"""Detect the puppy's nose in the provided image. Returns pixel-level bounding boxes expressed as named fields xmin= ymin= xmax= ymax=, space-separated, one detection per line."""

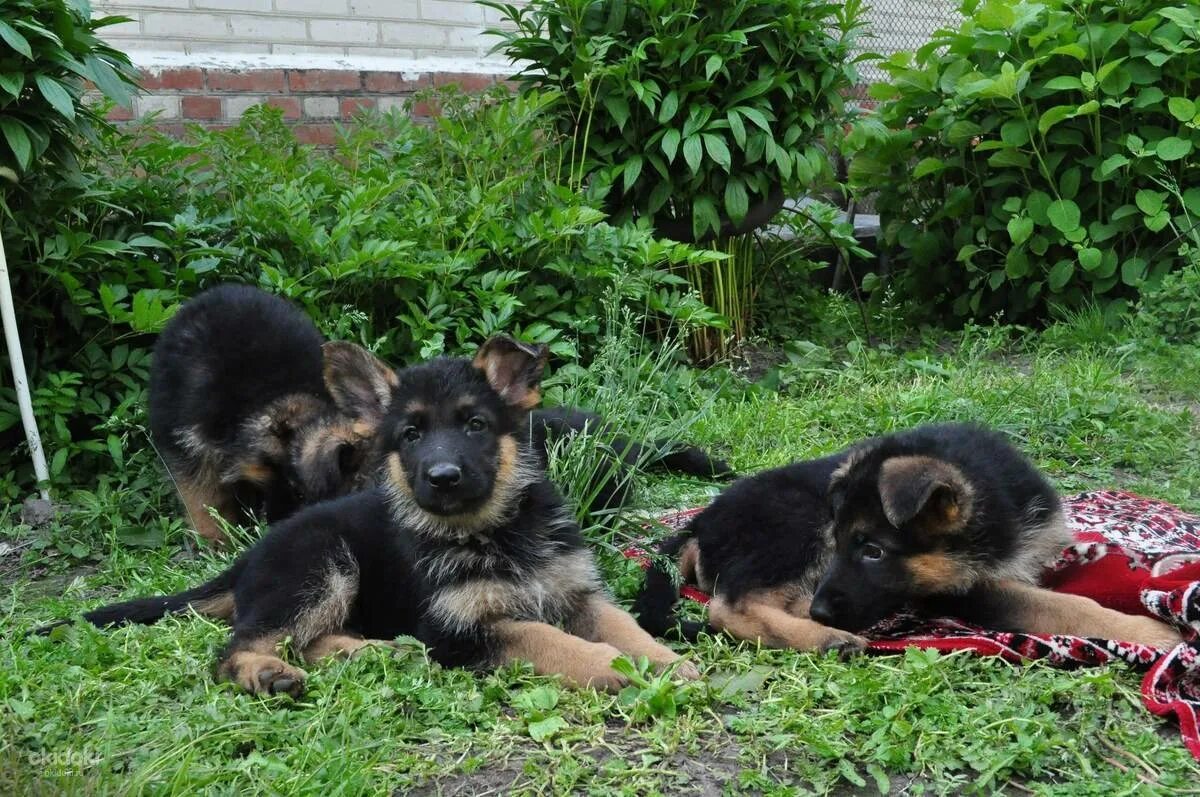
xmin=426 ymin=463 xmax=462 ymax=489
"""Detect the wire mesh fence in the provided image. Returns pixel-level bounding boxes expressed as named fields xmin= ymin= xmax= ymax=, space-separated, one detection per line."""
xmin=851 ymin=0 xmax=964 ymax=83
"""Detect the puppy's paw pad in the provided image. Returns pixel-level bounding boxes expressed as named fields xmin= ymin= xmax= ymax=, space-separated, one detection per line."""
xmin=257 ymin=665 xmax=306 ymax=698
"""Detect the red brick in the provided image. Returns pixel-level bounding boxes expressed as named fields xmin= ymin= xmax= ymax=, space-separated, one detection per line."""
xmin=288 ymin=70 xmax=362 ymax=93
xmin=182 ymin=95 xmax=222 ymax=120
xmin=364 ymin=71 xmax=429 ymax=93
xmin=431 ymin=72 xmax=496 ymax=92
xmin=265 ymin=96 xmax=302 ymax=120
xmin=208 ymin=69 xmax=286 ymax=93
xmin=410 ymin=100 xmax=441 ymax=118
xmin=340 ymin=97 xmax=376 ymax=118
xmin=294 ymin=123 xmax=338 ymax=146
xmin=106 ymin=104 xmax=135 ymax=121
xmin=140 ymin=68 xmax=204 ymax=91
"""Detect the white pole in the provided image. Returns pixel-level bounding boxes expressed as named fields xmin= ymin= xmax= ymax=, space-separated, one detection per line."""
xmin=0 ymin=228 xmax=50 ymax=500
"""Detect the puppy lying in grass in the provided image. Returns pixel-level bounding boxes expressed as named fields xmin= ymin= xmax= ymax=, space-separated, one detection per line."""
xmin=635 ymin=423 xmax=1182 ymax=652
xmin=47 ymin=336 xmax=697 ymax=696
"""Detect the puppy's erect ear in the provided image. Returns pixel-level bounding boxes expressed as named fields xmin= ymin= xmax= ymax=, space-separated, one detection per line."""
xmin=472 ymin=335 xmax=548 ymax=410
xmin=322 ymin=341 xmax=397 ymax=424
xmin=878 ymin=455 xmax=972 ymax=534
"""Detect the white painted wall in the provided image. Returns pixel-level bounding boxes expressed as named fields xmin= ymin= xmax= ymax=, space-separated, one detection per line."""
xmin=94 ymin=0 xmax=517 ymax=71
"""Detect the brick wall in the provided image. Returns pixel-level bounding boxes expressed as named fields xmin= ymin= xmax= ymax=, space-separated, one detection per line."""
xmin=109 ymin=64 xmax=504 ymax=143
xmin=93 ymin=1 xmax=521 ymax=133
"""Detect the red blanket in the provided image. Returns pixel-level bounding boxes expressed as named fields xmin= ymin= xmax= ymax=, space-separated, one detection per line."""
xmin=639 ymin=490 xmax=1200 ymax=760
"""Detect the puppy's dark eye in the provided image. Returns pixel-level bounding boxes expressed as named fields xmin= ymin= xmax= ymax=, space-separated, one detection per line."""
xmin=861 ymin=542 xmax=884 ymax=561
xmin=402 ymin=426 xmax=421 ymax=443
xmin=467 ymin=416 xmax=488 ymax=433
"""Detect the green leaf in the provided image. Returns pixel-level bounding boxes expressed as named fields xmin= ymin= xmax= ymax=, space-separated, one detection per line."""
xmin=84 ymin=55 xmax=133 ymax=106
xmin=1043 ymin=76 xmax=1082 ymax=91
xmin=988 ymin=148 xmax=1030 ymax=168
xmin=0 ymin=72 xmax=22 ymax=98
xmin=622 ymin=154 xmax=643 ymax=193
xmin=526 ymin=715 xmax=567 ymax=743
xmin=702 ymin=133 xmax=731 ymax=172
xmin=127 ymin=235 xmax=169 ymax=249
xmin=1026 ymin=191 xmax=1052 ymax=225
xmin=1005 ymin=248 xmax=1030 ymax=278
xmin=1156 ymin=136 xmax=1192 ymax=161
xmin=1000 ymin=119 xmax=1029 ymax=146
xmin=0 ymin=118 xmax=31 ymax=171
xmin=1007 ymin=216 xmax=1033 ymax=245
xmin=661 ymin=129 xmax=680 ymax=162
xmin=977 ymin=0 xmax=1016 ymax=29
xmin=1075 ymin=99 xmax=1099 ymax=116
xmin=692 ymin=194 xmax=720 ymax=240
xmin=726 ymin=110 xmax=746 ymax=148
xmin=1134 ymin=87 xmax=1165 ymax=108
xmin=1046 ymin=199 xmax=1080 ymax=232
xmin=1099 ymin=154 xmax=1129 ymax=176
xmin=657 ymin=90 xmax=679 ymax=124
xmin=1145 ymin=210 xmax=1170 ymax=232
xmin=912 ymin=157 xmax=945 ymax=178
xmin=1048 ymin=259 xmax=1075 ymax=290
xmin=1078 ymin=247 xmax=1102 ymax=271
xmin=724 ymin=177 xmax=749 ymax=225
xmin=738 ymin=106 xmax=771 ymax=132
xmin=1168 ymin=97 xmax=1196 ymax=122
xmin=704 ymin=54 xmax=723 ymax=80
xmin=35 ymin=75 xmax=75 ymax=120
xmin=682 ymin=134 xmax=703 ymax=174
xmin=0 ymin=21 xmax=32 ymax=59
xmin=1121 ymin=257 xmax=1147 ymax=286
xmin=1135 ymin=189 xmax=1166 ymax=215
xmin=602 ymin=93 xmax=630 ymax=131
xmin=1059 ymin=166 xmax=1081 ymax=200
xmin=1038 ymin=104 xmax=1076 ymax=134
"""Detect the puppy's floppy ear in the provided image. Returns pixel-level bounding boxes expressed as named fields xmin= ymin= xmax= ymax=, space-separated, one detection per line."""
xmin=878 ymin=455 xmax=972 ymax=533
xmin=472 ymin=335 xmax=548 ymax=410
xmin=322 ymin=341 xmax=397 ymax=424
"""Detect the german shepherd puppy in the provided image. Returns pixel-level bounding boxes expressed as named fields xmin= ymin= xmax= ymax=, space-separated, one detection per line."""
xmin=634 ymin=423 xmax=1181 ymax=651
xmin=149 ymin=284 xmax=383 ymax=543
xmin=526 ymin=406 xmax=734 ymax=512
xmin=54 ymin=336 xmax=696 ymax=696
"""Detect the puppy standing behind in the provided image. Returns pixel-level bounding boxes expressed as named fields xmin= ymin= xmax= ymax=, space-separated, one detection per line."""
xmin=52 ymin=336 xmax=696 ymax=695
xmin=148 ymin=284 xmax=384 ymax=542
xmin=634 ymin=423 xmax=1181 ymax=651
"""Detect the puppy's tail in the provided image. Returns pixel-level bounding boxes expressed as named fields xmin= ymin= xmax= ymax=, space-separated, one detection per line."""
xmin=649 ymin=442 xmax=735 ymax=481
xmin=34 ymin=562 xmax=242 ymax=635
xmin=632 ymin=530 xmax=707 ymax=642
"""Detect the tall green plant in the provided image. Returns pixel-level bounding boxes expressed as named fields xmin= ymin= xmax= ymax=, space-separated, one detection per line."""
xmin=853 ymin=0 xmax=1200 ymax=321
xmin=0 ymin=95 xmax=724 ymax=496
xmin=0 ymin=0 xmax=136 ymax=181
xmin=484 ymin=0 xmax=866 ymax=243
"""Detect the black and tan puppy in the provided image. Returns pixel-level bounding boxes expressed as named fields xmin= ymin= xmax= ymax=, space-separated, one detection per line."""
xmin=635 ymin=423 xmax=1181 ymax=651
xmin=55 ymin=336 xmax=695 ymax=695
xmin=149 ymin=284 xmax=384 ymax=542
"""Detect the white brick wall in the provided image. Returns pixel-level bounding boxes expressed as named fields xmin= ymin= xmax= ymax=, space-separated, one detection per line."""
xmin=95 ymin=0 xmax=514 ymax=61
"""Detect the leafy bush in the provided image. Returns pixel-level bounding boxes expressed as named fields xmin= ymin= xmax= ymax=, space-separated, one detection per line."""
xmin=1135 ymin=263 xmax=1200 ymax=342
xmin=1 ymin=91 xmax=723 ymax=497
xmin=486 ymin=0 xmax=866 ymax=242
xmin=853 ymin=0 xmax=1200 ymax=321
xmin=0 ymin=0 xmax=136 ymax=179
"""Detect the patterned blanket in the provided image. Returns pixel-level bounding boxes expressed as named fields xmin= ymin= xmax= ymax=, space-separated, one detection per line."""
xmin=643 ymin=491 xmax=1200 ymax=760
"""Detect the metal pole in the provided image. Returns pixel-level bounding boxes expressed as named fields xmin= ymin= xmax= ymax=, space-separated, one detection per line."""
xmin=0 ymin=228 xmax=50 ymax=500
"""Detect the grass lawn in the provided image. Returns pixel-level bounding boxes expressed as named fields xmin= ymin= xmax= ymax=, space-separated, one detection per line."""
xmin=4 ymin=313 xmax=1200 ymax=795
